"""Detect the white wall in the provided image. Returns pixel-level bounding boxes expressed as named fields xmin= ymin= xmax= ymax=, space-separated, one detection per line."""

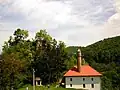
xmin=65 ymin=76 xmax=101 ymax=90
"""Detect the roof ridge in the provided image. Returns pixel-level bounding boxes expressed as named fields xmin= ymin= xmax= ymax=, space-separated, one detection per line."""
xmin=64 ymin=65 xmax=102 ymax=77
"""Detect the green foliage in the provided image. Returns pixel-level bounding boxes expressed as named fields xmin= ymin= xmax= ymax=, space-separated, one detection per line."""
xmin=66 ymin=46 xmax=79 ymax=55
xmin=35 ymin=29 xmax=52 ymax=41
xmin=1 ymin=28 xmax=120 ymax=90
xmin=18 ymin=84 xmax=76 ymax=90
xmin=1 ymin=29 xmax=33 ymax=89
xmin=67 ymin=36 xmax=120 ymax=90
xmin=0 ymin=53 xmax=26 ymax=90
xmin=0 ymin=29 xmax=69 ymax=89
xmin=33 ymin=30 xmax=69 ymax=84
xmin=14 ymin=28 xmax=28 ymax=40
xmin=83 ymin=37 xmax=120 ymax=90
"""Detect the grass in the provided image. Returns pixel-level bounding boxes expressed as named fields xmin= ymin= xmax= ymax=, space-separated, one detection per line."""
xmin=18 ymin=84 xmax=76 ymax=90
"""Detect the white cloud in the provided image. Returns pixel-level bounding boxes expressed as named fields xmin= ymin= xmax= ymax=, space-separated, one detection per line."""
xmin=102 ymin=0 xmax=120 ymax=37
xmin=115 ymin=0 xmax=120 ymax=12
xmin=0 ymin=0 xmax=117 ymax=52
xmin=0 ymin=0 xmax=8 ymax=4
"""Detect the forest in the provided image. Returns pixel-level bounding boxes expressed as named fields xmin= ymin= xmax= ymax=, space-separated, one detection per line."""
xmin=0 ymin=29 xmax=71 ymax=90
xmin=0 ymin=29 xmax=120 ymax=90
xmin=67 ymin=36 xmax=120 ymax=90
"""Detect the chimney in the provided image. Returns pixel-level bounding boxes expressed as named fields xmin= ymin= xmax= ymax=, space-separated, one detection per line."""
xmin=77 ymin=49 xmax=82 ymax=72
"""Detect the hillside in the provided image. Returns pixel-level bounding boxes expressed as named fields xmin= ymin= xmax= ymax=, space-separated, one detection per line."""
xmin=67 ymin=36 xmax=120 ymax=90
xmin=1 ymin=29 xmax=120 ymax=90
xmin=67 ymin=36 xmax=120 ymax=64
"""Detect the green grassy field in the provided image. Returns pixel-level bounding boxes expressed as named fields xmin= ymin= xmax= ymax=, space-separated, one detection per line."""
xmin=18 ymin=84 xmax=76 ymax=90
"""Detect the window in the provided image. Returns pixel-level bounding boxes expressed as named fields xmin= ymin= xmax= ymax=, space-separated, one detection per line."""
xmin=91 ymin=78 xmax=93 ymax=81
xmin=37 ymin=81 xmax=40 ymax=85
xmin=70 ymin=78 xmax=72 ymax=81
xmin=83 ymin=84 xmax=85 ymax=88
xmin=83 ymin=78 xmax=85 ymax=81
xmin=91 ymin=84 xmax=94 ymax=88
xmin=70 ymin=84 xmax=72 ymax=87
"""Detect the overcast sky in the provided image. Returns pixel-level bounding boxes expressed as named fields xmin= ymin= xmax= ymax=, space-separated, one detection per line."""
xmin=0 ymin=0 xmax=120 ymax=52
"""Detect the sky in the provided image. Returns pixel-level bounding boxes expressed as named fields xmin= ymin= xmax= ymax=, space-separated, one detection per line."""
xmin=0 ymin=0 xmax=120 ymax=52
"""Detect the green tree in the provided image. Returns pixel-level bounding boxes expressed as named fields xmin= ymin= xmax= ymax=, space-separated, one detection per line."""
xmin=33 ymin=30 xmax=69 ymax=84
xmin=0 ymin=53 xmax=26 ymax=90
xmin=1 ymin=29 xmax=33 ymax=89
xmin=67 ymin=36 xmax=120 ymax=90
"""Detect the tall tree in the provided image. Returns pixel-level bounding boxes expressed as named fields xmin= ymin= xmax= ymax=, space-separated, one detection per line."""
xmin=33 ymin=30 xmax=69 ymax=84
xmin=0 ymin=53 xmax=26 ymax=90
xmin=1 ymin=29 xmax=33 ymax=89
xmin=1 ymin=29 xmax=70 ymax=88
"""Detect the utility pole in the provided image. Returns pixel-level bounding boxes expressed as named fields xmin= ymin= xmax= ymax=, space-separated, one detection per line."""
xmin=33 ymin=69 xmax=35 ymax=90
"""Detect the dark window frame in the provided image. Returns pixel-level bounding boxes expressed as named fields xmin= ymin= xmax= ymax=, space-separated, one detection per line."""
xmin=70 ymin=78 xmax=72 ymax=81
xmin=83 ymin=78 xmax=85 ymax=81
xmin=83 ymin=84 xmax=85 ymax=88
xmin=70 ymin=84 xmax=72 ymax=87
xmin=91 ymin=78 xmax=93 ymax=81
xmin=91 ymin=84 xmax=94 ymax=88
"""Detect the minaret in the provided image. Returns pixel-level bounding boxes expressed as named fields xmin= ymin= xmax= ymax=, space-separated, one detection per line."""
xmin=77 ymin=49 xmax=82 ymax=72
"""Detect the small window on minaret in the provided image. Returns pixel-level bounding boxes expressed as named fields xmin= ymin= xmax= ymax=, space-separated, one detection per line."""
xmin=70 ymin=78 xmax=72 ymax=81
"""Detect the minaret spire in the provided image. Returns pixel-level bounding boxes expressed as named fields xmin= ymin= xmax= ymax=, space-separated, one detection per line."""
xmin=77 ymin=48 xmax=82 ymax=72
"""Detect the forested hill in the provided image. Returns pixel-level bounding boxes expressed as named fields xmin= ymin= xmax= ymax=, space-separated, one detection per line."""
xmin=67 ymin=36 xmax=120 ymax=64
xmin=1 ymin=29 xmax=120 ymax=90
xmin=67 ymin=36 xmax=120 ymax=55
xmin=67 ymin=36 xmax=120 ymax=90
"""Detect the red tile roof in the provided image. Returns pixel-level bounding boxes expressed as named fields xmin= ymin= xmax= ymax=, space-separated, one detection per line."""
xmin=64 ymin=65 xmax=102 ymax=77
